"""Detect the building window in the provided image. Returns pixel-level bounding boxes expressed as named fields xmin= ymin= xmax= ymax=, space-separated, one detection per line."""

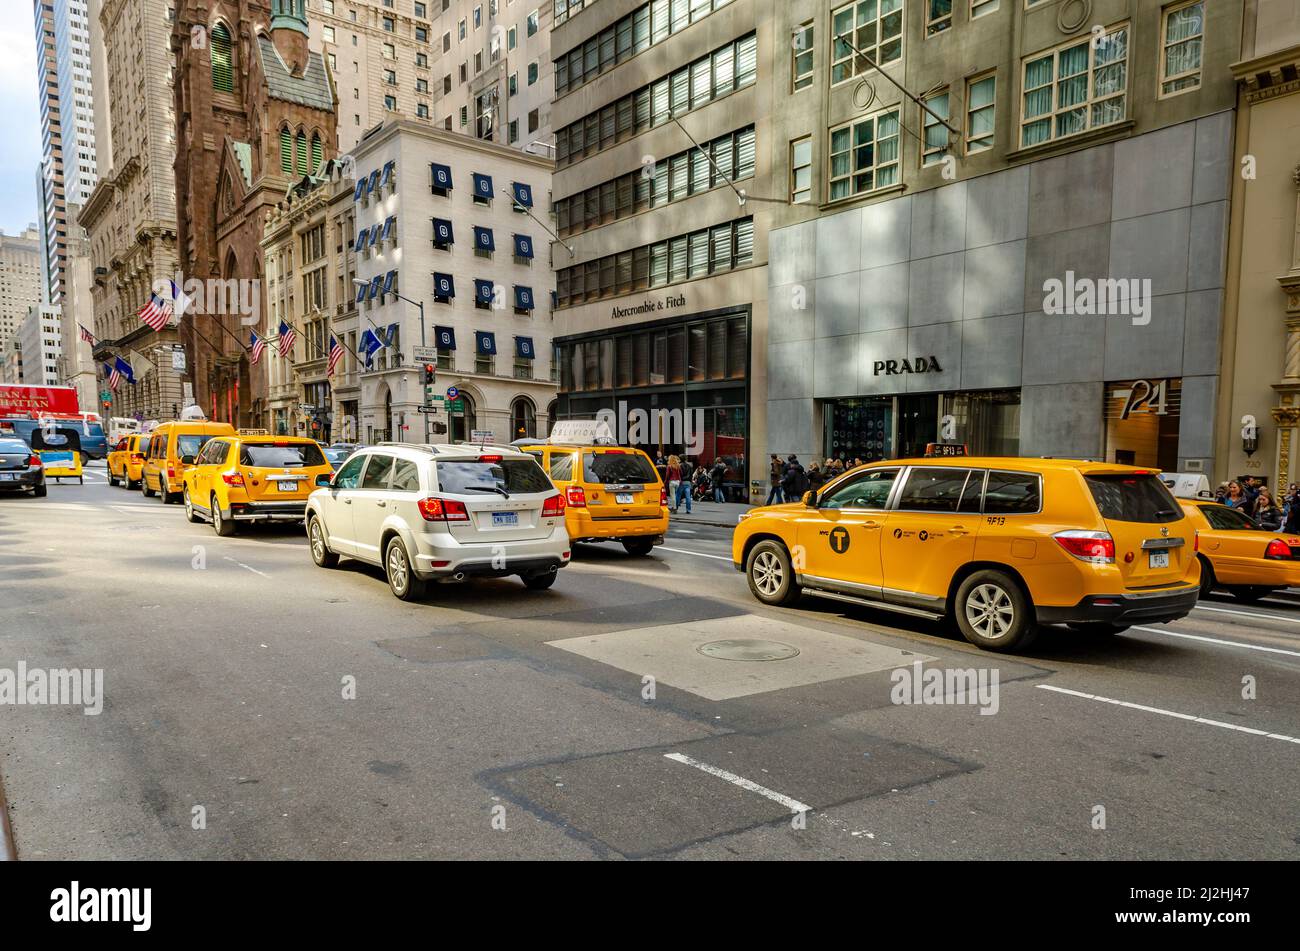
xmin=417 ymin=103 xmax=429 ymax=118
xmin=416 ymin=26 xmax=428 ymax=42
xmin=444 ymin=75 xmax=452 ymax=94
xmin=383 ymin=42 xmax=395 ymax=58
xmin=385 ymin=95 xmax=397 ymax=110
xmin=922 ymin=90 xmax=950 ymax=165
xmin=415 ymin=2 xmax=426 ymax=16
xmin=828 ymin=109 xmax=900 ymax=200
xmin=971 ymin=0 xmax=998 ymax=16
xmin=965 ymin=72 xmax=995 ymax=152
xmin=527 ymin=9 xmax=539 ymax=35
xmin=790 ymin=137 xmax=812 ymax=203
xmin=792 ymin=22 xmax=814 ymax=91
xmin=926 ymin=0 xmax=952 ymax=35
xmin=509 ymin=72 xmax=517 ymax=95
xmin=417 ymin=52 xmax=428 ymax=68
xmin=528 ymin=62 xmax=538 ymax=85
xmin=459 ymin=18 xmax=466 ymax=40
xmin=475 ymin=51 xmax=483 ymax=73
xmin=385 ymin=69 xmax=397 ymax=85
xmin=1160 ymin=1 xmax=1203 ymax=96
xmin=831 ymin=0 xmax=903 ymax=85
xmin=322 ymin=25 xmax=335 ymax=43
xmin=1021 ymin=25 xmax=1128 ymax=148
xmin=460 ymin=106 xmax=468 ymax=127
xmin=443 ymin=32 xmax=451 ymax=51
xmin=383 ymin=16 xmax=395 ymax=31
xmin=528 ymin=109 xmax=539 ymax=133
xmin=416 ymin=78 xmax=428 ymax=93
xmin=508 ymin=26 xmax=516 ymax=50
xmin=509 ymin=119 xmax=518 ymax=143
xmin=210 ymin=22 xmax=234 ymax=92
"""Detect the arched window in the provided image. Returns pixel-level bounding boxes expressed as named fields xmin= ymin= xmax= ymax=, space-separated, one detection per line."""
xmin=279 ymin=128 xmax=292 ymax=174
xmin=210 ymin=23 xmax=234 ymax=92
xmin=511 ymin=397 xmax=536 ymax=440
xmin=295 ymin=131 xmax=308 ymax=176
xmin=450 ymin=392 xmax=476 ymax=443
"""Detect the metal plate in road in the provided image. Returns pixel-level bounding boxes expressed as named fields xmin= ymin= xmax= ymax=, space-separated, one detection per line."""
xmin=697 ymin=639 xmax=800 ymax=662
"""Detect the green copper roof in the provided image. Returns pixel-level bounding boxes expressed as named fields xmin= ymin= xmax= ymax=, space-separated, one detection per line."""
xmin=231 ymin=142 xmax=253 ymax=188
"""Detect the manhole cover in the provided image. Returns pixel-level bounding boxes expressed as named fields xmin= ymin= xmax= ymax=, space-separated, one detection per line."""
xmin=696 ymin=639 xmax=800 ymax=662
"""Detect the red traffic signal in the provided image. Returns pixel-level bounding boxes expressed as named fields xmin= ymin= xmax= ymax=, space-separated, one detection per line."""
xmin=422 ymin=363 xmax=436 ymax=385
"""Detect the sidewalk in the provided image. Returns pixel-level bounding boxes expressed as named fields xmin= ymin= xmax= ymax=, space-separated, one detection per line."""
xmin=668 ymin=500 xmax=754 ymax=528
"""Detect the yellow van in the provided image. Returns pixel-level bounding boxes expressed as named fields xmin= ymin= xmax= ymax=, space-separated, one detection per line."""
xmin=107 ymin=433 xmax=151 ymax=489
xmin=140 ymin=420 xmax=237 ymax=503
xmin=733 ymin=457 xmax=1200 ymax=651
xmin=520 ymin=442 xmax=668 ymax=556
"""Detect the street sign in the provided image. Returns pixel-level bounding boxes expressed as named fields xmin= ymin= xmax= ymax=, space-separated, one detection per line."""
xmin=446 ymin=399 xmax=464 ymax=413
xmin=471 ymin=430 xmax=496 ymax=444
xmin=172 ymin=348 xmax=186 ymax=372
xmin=412 ymin=346 xmax=438 ymax=363
xmin=445 ymin=386 xmax=459 ymax=399
xmin=416 ymin=406 xmax=441 ymax=414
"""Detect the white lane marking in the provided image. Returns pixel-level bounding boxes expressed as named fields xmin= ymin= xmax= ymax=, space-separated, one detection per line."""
xmin=1193 ymin=604 xmax=1300 ymax=625
xmin=663 ymin=752 xmax=811 ymax=813
xmin=671 ymin=529 xmax=699 ymax=534
xmin=1132 ymin=626 xmax=1300 ymax=658
xmin=222 ymin=555 xmax=270 ymax=578
xmin=658 ymin=546 xmax=732 ymax=562
xmin=1036 ymin=684 xmax=1300 ymax=745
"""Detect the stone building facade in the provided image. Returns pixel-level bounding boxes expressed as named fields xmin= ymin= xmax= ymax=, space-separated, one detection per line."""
xmin=172 ymin=0 xmax=337 ymax=426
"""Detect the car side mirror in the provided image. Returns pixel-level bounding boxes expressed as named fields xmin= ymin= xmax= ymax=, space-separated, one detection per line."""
xmin=802 ymin=490 xmax=816 ymax=507
xmin=315 ymin=473 xmax=333 ymax=487
xmin=180 ymin=454 xmax=196 ymax=465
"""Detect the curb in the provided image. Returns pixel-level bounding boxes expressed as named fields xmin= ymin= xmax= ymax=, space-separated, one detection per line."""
xmin=0 ymin=766 xmax=16 ymax=861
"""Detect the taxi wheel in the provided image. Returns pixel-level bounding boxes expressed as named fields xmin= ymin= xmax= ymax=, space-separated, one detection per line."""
xmin=1229 ymin=586 xmax=1271 ymax=604
xmin=1197 ymin=556 xmax=1216 ymax=598
xmin=107 ymin=469 xmax=118 ymax=487
xmin=954 ymin=570 xmax=1037 ymax=652
xmin=745 ymin=540 xmax=801 ymax=606
xmin=141 ymin=477 xmax=155 ymax=498
xmin=308 ymin=517 xmax=339 ymax=569
xmin=211 ymin=497 xmax=236 ymax=537
xmin=622 ymin=537 xmax=655 ymax=557
xmin=385 ymin=537 xmax=426 ymax=601
xmin=184 ymin=488 xmax=202 ymax=523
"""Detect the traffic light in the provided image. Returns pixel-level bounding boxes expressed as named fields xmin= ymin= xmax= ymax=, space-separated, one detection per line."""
xmin=421 ymin=363 xmax=436 ymax=386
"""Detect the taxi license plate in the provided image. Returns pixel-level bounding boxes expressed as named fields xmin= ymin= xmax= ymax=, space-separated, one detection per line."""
xmin=616 ymin=493 xmax=634 ymax=504
xmin=1148 ymin=550 xmax=1169 ymax=569
xmin=492 ymin=512 xmax=518 ymax=526
xmin=277 ymin=480 xmax=297 ymax=492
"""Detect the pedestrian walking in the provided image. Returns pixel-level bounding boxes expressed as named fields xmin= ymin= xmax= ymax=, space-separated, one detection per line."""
xmin=710 ymin=457 xmax=728 ymax=503
xmin=764 ymin=454 xmax=784 ymax=506
xmin=665 ymin=454 xmax=683 ymax=514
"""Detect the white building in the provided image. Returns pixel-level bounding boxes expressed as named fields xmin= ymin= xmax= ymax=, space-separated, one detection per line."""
xmin=18 ymin=305 xmax=64 ymax=386
xmin=350 ymin=118 xmax=556 ymax=445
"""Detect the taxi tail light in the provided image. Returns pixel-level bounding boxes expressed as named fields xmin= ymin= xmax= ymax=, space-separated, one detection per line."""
xmin=1193 ymin=531 xmax=1199 ymax=553
xmin=130 ymin=453 xmax=143 ymax=462
xmin=1054 ymin=530 xmax=1115 ymax=564
xmin=1264 ymin=538 xmax=1294 ymax=560
xmin=566 ymin=486 xmax=587 ymax=508
xmin=418 ymin=497 xmax=470 ymax=522
xmin=660 ymin=486 xmax=668 ymax=506
xmin=541 ymin=494 xmax=566 ymax=517
xmin=167 ymin=463 xmax=176 ymax=479
xmin=221 ymin=471 xmax=244 ymax=487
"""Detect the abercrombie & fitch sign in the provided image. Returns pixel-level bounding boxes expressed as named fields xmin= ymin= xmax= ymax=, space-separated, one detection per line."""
xmin=873 ymin=355 xmax=943 ymax=376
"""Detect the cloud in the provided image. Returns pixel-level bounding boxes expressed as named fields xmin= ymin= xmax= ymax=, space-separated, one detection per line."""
xmin=0 ymin=12 xmax=44 ymax=236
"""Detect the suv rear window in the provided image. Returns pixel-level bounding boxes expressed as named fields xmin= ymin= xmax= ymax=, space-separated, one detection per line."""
xmin=583 ymin=451 xmax=657 ymax=484
xmin=240 ymin=443 xmax=326 ymax=468
xmin=1085 ymin=474 xmax=1181 ymax=523
xmin=437 ymin=459 xmax=552 ymax=495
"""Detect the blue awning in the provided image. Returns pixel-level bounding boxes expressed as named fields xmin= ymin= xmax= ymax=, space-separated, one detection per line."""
xmin=355 ymin=282 xmax=368 ymax=303
xmin=432 ymin=217 xmax=454 ymax=246
xmin=382 ymin=270 xmax=397 ymax=294
xmin=475 ymin=330 xmax=497 ymax=355
xmin=367 ymin=169 xmax=381 ymax=193
xmin=514 ymin=285 xmax=534 ymax=311
xmin=512 ymin=233 xmax=533 ymax=258
xmin=430 ymin=163 xmax=453 ymax=191
xmin=367 ymin=227 xmax=380 ymax=248
xmin=472 ymin=172 xmax=493 ymax=200
xmin=353 ymin=179 xmax=366 ymax=202
xmin=474 ymin=278 xmax=494 ymax=305
xmin=354 ymin=226 xmax=369 ymax=251
xmin=473 ymin=225 xmax=495 ymax=252
xmin=379 ymin=160 xmax=395 ymax=188
xmin=433 ymin=272 xmax=455 ymax=299
xmin=511 ymin=181 xmax=533 ymax=208
xmin=368 ymin=275 xmax=383 ymax=300
xmin=382 ymin=215 xmax=396 ymax=240
xmin=434 ymin=325 xmax=456 ymax=350
xmin=515 ymin=336 xmax=535 ymax=359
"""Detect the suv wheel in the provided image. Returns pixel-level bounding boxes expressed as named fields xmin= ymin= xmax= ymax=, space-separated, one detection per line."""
xmin=954 ymin=570 xmax=1036 ymax=652
xmin=211 ymin=497 xmax=235 ymax=537
xmin=184 ymin=488 xmax=201 ymax=523
xmin=522 ymin=570 xmax=557 ymax=590
xmin=385 ymin=536 xmax=426 ymax=601
xmin=745 ymin=540 xmax=801 ymax=606
xmin=308 ymin=516 xmax=339 ymax=568
xmin=622 ymin=537 xmax=655 ymax=557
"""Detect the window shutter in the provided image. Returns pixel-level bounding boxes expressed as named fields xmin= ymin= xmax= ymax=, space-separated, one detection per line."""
xmin=295 ymin=132 xmax=308 ymax=176
xmin=280 ymin=129 xmax=292 ymax=174
xmin=211 ymin=23 xmax=234 ymax=92
xmin=310 ymin=135 xmax=322 ymax=175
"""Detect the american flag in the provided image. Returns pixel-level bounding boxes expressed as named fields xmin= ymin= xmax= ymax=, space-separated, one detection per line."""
xmin=137 ymin=292 xmax=173 ymax=331
xmin=78 ymin=324 xmax=96 ymax=345
xmin=327 ymin=334 xmax=343 ymax=377
xmin=105 ymin=361 xmax=123 ymax=390
xmin=250 ymin=331 xmax=266 ymax=366
xmin=278 ymin=319 xmax=297 ymax=358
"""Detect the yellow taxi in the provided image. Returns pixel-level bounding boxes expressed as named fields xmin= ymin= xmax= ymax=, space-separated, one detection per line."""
xmin=106 ymin=433 xmax=151 ymax=489
xmin=520 ymin=440 xmax=667 ymax=556
xmin=1180 ymin=498 xmax=1300 ymax=602
xmin=732 ymin=456 xmax=1201 ymax=651
xmin=141 ymin=420 xmax=237 ymax=503
xmin=182 ymin=433 xmax=333 ymax=536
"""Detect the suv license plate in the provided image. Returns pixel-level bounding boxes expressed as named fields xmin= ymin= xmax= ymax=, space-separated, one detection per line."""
xmin=492 ymin=512 xmax=519 ymax=526
xmin=1148 ymin=550 xmax=1169 ymax=569
xmin=616 ymin=493 xmax=634 ymax=504
xmin=277 ymin=480 xmax=297 ymax=492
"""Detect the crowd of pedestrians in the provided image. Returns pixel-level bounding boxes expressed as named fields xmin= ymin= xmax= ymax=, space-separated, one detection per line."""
xmin=1215 ymin=477 xmax=1300 ymax=533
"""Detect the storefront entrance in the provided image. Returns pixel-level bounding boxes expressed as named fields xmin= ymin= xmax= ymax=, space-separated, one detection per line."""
xmin=824 ymin=389 xmax=1021 ymax=462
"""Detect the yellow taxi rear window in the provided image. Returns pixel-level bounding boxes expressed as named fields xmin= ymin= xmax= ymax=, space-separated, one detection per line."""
xmin=583 ymin=450 xmax=657 ymax=484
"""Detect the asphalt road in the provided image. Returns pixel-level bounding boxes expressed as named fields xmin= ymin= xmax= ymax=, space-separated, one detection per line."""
xmin=1 ymin=463 xmax=1297 ymax=860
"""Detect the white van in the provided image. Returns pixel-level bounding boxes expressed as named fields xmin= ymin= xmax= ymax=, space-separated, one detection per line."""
xmin=107 ymin=416 xmax=141 ymax=445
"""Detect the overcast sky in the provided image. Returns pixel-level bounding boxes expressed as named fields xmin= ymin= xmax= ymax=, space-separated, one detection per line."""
xmin=0 ymin=14 xmax=43 ymax=237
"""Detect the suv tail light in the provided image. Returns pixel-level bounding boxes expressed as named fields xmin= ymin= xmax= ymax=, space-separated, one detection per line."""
xmin=541 ymin=494 xmax=566 ymax=517
xmin=1264 ymin=538 xmax=1294 ymax=560
xmin=1054 ymin=530 xmax=1115 ymax=564
xmin=566 ymin=485 xmax=587 ymax=508
xmin=167 ymin=463 xmax=176 ymax=479
xmin=222 ymin=471 xmax=244 ymax=487
xmin=417 ymin=497 xmax=470 ymax=522
xmin=660 ymin=486 xmax=668 ymax=506
xmin=28 ymin=455 xmax=41 ymax=467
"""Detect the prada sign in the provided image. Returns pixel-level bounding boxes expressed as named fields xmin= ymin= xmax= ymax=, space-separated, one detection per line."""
xmin=873 ymin=355 xmax=944 ymax=376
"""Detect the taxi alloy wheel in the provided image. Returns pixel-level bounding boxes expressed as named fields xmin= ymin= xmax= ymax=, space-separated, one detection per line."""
xmin=184 ymin=488 xmax=201 ymax=523
xmin=955 ymin=570 xmax=1035 ymax=652
xmin=309 ymin=517 xmax=339 ymax=569
xmin=141 ymin=475 xmax=154 ymax=498
xmin=746 ymin=540 xmax=801 ymax=606
xmin=211 ymin=496 xmax=236 ymax=537
xmin=385 ymin=537 xmax=426 ymax=601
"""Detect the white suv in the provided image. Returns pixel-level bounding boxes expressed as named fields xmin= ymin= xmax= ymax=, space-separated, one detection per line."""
xmin=304 ymin=443 xmax=571 ymax=600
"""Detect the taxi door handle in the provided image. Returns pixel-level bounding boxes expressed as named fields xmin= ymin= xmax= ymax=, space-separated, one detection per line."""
xmin=950 ymin=526 xmax=971 ymax=535
xmin=861 ymin=520 xmax=882 ymax=530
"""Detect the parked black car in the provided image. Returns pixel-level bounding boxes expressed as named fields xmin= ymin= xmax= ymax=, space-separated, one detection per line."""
xmin=0 ymin=437 xmax=46 ymax=497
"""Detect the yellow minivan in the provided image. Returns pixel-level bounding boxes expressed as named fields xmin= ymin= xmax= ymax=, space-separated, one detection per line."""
xmin=141 ymin=420 xmax=237 ymax=503
xmin=733 ymin=457 xmax=1201 ymax=651
xmin=107 ymin=433 xmax=151 ymax=489
xmin=521 ymin=442 xmax=668 ymax=556
xmin=183 ymin=433 xmax=333 ymax=536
